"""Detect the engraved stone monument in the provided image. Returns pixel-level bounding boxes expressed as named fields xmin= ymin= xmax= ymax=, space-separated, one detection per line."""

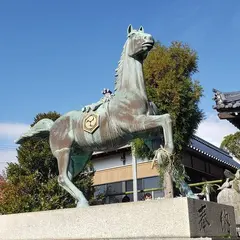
xmin=0 ymin=198 xmax=238 ymax=240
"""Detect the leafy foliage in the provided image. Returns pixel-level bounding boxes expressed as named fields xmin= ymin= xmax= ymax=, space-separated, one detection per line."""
xmin=201 ymin=182 xmax=220 ymax=195
xmin=0 ymin=175 xmax=5 ymax=203
xmin=133 ymin=41 xmax=204 ymax=195
xmin=143 ymin=41 xmax=203 ymax=152
xmin=0 ymin=112 xmax=94 ymax=214
xmin=133 ymin=138 xmax=154 ymax=159
xmin=221 ymin=131 xmax=240 ymax=160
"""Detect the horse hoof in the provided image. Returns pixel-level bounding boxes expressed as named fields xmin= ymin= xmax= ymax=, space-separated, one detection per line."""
xmin=76 ymin=201 xmax=89 ymax=208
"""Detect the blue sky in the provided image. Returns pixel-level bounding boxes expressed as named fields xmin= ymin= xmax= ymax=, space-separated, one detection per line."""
xmin=1 ymin=0 xmax=240 ymax=123
xmin=0 ymin=1 xmax=240 ymax=170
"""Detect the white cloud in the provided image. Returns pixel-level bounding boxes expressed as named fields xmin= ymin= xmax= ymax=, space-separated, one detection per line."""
xmin=0 ymin=122 xmax=29 ymax=173
xmin=0 ymin=123 xmax=29 ymax=140
xmin=196 ymin=112 xmax=238 ymax=147
xmin=0 ymin=149 xmax=18 ymax=174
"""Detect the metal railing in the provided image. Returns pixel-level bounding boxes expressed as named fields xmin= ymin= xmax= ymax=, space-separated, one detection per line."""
xmin=124 ymin=179 xmax=223 ymax=201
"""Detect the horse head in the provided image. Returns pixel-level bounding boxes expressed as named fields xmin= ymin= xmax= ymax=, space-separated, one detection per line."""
xmin=126 ymin=25 xmax=155 ymax=61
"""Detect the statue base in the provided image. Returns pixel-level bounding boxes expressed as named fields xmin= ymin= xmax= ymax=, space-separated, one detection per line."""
xmin=0 ymin=197 xmax=237 ymax=240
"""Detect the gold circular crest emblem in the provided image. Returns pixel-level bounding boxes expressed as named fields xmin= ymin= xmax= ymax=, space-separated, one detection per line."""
xmin=83 ymin=113 xmax=100 ymax=134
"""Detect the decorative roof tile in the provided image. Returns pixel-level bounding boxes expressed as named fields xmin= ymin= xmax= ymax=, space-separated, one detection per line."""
xmin=213 ymin=88 xmax=240 ymax=110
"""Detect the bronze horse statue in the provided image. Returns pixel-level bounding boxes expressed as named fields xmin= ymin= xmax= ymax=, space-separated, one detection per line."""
xmin=16 ymin=25 xmax=174 ymax=207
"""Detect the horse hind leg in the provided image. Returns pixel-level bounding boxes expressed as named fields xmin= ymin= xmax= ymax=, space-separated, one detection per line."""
xmin=49 ymin=117 xmax=90 ymax=207
xmin=54 ymin=148 xmax=89 ymax=207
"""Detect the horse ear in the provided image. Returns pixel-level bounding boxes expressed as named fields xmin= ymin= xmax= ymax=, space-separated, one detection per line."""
xmin=127 ymin=24 xmax=133 ymax=35
xmin=139 ymin=26 xmax=144 ymax=32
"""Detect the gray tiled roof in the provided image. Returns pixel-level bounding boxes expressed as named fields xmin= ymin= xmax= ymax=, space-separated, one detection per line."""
xmin=213 ymin=88 xmax=240 ymax=110
xmin=189 ymin=135 xmax=240 ymax=169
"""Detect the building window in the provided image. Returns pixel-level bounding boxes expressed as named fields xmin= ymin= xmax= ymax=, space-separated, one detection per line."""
xmin=143 ymin=177 xmax=160 ymax=190
xmin=94 ymin=177 xmax=164 ymax=205
xmin=94 ymin=184 xmax=107 ymax=197
xmin=126 ymin=179 xmax=143 ymax=192
xmin=107 ymin=182 xmax=124 ymax=195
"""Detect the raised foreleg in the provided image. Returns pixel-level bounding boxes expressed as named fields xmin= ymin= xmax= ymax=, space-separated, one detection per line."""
xmin=131 ymin=114 xmax=174 ymax=197
xmin=132 ymin=114 xmax=174 ymax=154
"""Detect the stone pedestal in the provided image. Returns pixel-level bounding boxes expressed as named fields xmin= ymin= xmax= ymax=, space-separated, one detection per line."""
xmin=0 ymin=198 xmax=237 ymax=240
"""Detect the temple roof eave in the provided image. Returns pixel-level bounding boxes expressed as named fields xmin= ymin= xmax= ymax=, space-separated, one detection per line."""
xmin=213 ymin=89 xmax=240 ymax=129
xmin=213 ymin=88 xmax=240 ymax=110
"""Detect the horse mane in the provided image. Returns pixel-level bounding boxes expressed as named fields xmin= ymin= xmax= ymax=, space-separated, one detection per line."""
xmin=114 ymin=40 xmax=127 ymax=92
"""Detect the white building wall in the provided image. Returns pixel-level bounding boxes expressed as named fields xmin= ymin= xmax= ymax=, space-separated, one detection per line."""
xmin=92 ymin=152 xmax=149 ymax=171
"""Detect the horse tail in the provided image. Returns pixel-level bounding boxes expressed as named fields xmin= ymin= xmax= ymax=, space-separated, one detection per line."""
xmin=15 ymin=118 xmax=54 ymax=144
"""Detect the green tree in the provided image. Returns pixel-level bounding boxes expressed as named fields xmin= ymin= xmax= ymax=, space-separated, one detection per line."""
xmin=0 ymin=174 xmax=5 ymax=203
xmin=0 ymin=111 xmax=94 ymax=214
xmin=221 ymin=131 xmax=240 ymax=160
xmin=134 ymin=41 xmax=204 ymax=197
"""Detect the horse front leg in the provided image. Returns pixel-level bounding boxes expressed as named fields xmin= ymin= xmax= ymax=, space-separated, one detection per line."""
xmin=133 ymin=114 xmax=174 ymax=154
xmin=132 ymin=114 xmax=174 ymax=198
